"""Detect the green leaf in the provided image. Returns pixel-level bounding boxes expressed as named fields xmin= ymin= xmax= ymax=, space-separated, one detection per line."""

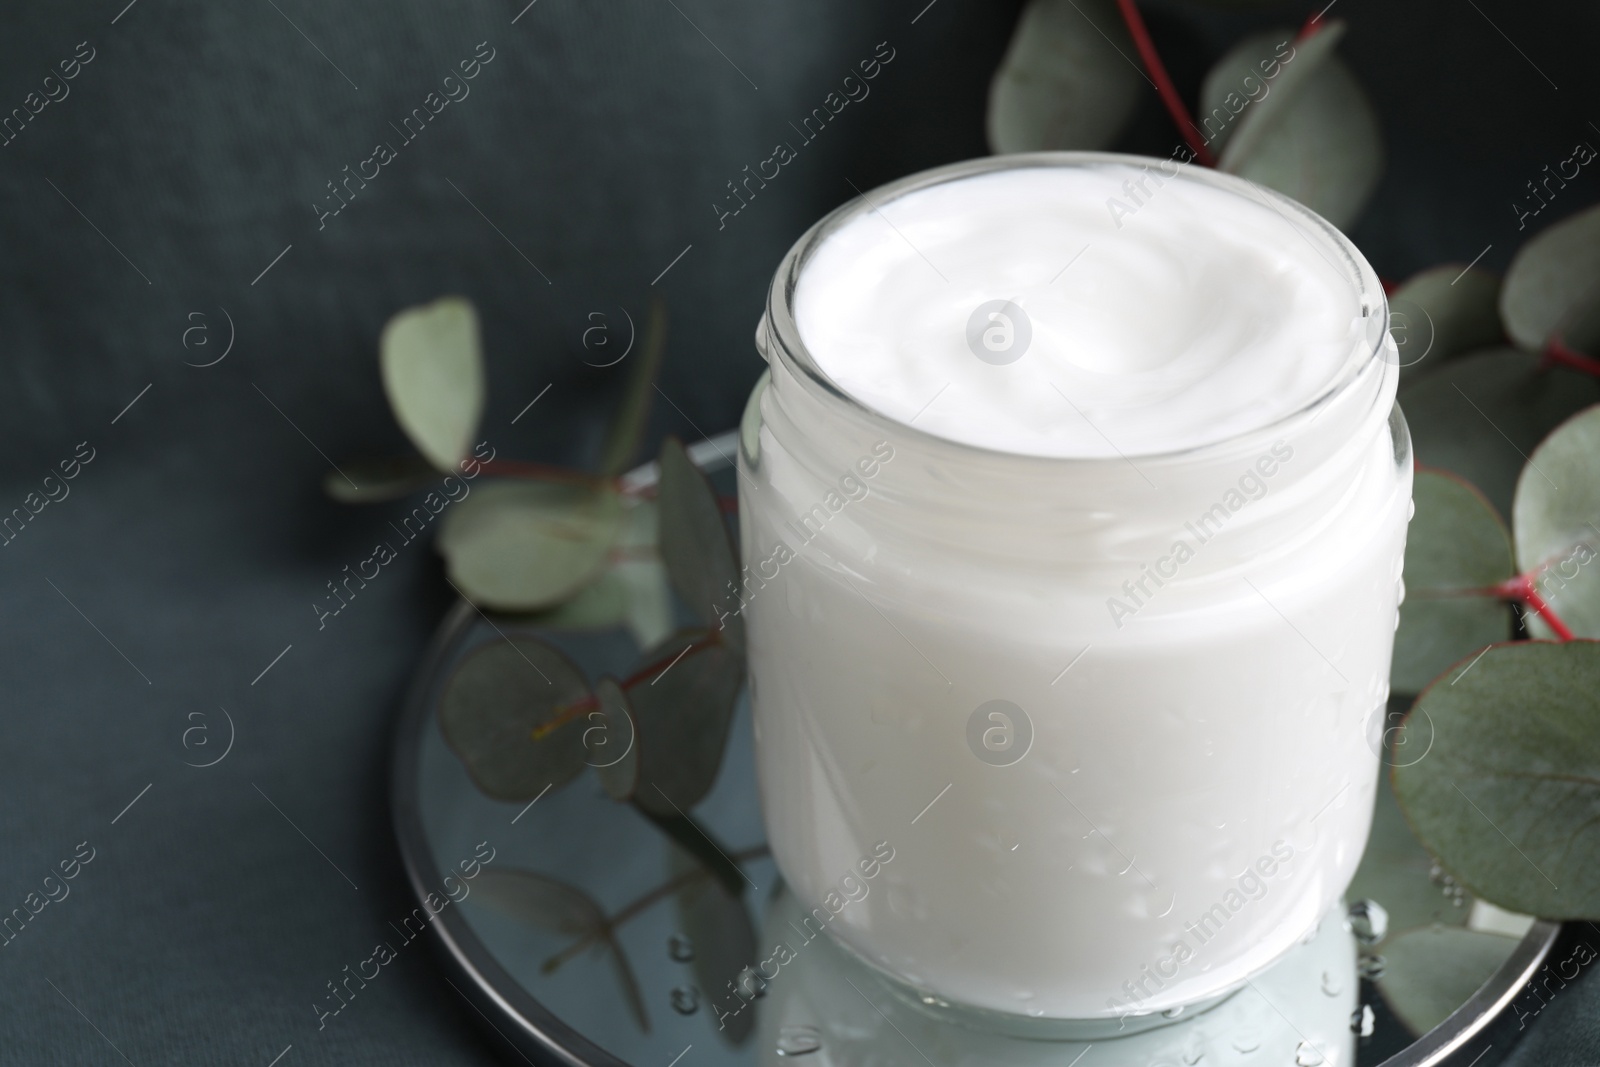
xmin=590 ymin=677 xmax=640 ymax=802
xmin=599 ymin=297 xmax=668 ymax=479
xmin=985 ymin=0 xmax=1143 ymax=153
xmin=1390 ymin=266 xmax=1504 ymax=382
xmin=1501 ymin=203 xmax=1600 ymax=352
xmin=658 ymin=437 xmax=743 ymax=648
xmin=380 ymin=296 xmax=485 ymax=472
xmin=1345 ymin=766 xmax=1470 ymax=939
xmin=1392 ymin=470 xmax=1514 ymax=694
xmin=1376 ymin=926 xmax=1522 ymax=1036
xmin=438 ymin=481 xmax=624 ymax=612
xmin=438 ymin=636 xmax=593 ymax=801
xmin=1202 ymin=23 xmax=1383 ymax=230
xmin=1398 ymin=347 xmax=1600 ymax=517
xmin=472 ymin=868 xmax=650 ymax=1032
xmin=630 ymin=627 xmax=745 ymax=816
xmin=322 ymin=455 xmax=440 ymax=503
xmin=1513 ymin=405 xmax=1600 ymax=638
xmin=670 ymin=844 xmax=758 ymax=1046
xmin=1392 ymin=641 xmax=1600 ymax=918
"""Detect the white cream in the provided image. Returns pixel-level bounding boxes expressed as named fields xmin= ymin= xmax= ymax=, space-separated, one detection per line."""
xmin=794 ymin=164 xmax=1373 ymax=458
xmin=742 ymin=156 xmax=1409 ymax=1023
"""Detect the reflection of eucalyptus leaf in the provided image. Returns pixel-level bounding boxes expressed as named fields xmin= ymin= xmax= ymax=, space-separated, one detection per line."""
xmin=1345 ymin=770 xmax=1468 ymax=940
xmin=658 ymin=438 xmax=744 ymax=650
xmin=322 ymin=454 xmax=439 ymax=503
xmin=600 ymin=297 xmax=668 ymax=479
xmin=592 ymin=677 xmax=640 ymax=802
xmin=1513 ymin=405 xmax=1600 ymax=638
xmin=670 ymin=845 xmax=758 ymax=1046
xmin=438 ymin=637 xmax=592 ymax=800
xmin=1376 ymin=926 xmax=1520 ymax=1036
xmin=1392 ymin=471 xmax=1514 ymax=694
xmin=512 ymin=500 xmax=674 ymax=649
xmin=471 ymin=868 xmax=649 ymax=1032
xmin=631 ymin=627 xmax=745 ymax=816
xmin=1398 ymin=347 xmax=1600 ymax=518
xmin=985 ymin=0 xmax=1143 ymax=154
xmin=1201 ymin=24 xmax=1382 ymax=230
xmin=1390 ymin=266 xmax=1504 ymax=382
xmin=740 ymin=370 xmax=768 ymax=467
xmin=1392 ymin=641 xmax=1600 ymax=918
xmin=1501 ymin=203 xmax=1600 ymax=351
xmin=437 ymin=481 xmax=625 ymax=612
xmin=380 ymin=296 xmax=485 ymax=472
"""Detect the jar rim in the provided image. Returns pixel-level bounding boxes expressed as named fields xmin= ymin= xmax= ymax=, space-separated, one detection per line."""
xmin=762 ymin=151 xmax=1392 ymax=467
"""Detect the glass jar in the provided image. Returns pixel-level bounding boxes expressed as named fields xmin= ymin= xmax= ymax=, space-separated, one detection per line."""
xmin=737 ymin=153 xmax=1410 ymax=1027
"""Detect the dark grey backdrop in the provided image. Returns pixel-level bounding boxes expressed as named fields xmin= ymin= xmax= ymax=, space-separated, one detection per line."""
xmin=0 ymin=0 xmax=1596 ymax=1063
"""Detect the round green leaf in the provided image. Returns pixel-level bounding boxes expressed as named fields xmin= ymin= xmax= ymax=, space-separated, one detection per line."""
xmin=1376 ymin=926 xmax=1522 ymax=1036
xmin=632 ymin=627 xmax=745 ymax=816
xmin=1513 ymin=405 xmax=1600 ymax=638
xmin=658 ymin=437 xmax=743 ymax=648
xmin=438 ymin=636 xmax=593 ymax=801
xmin=380 ymin=296 xmax=485 ymax=472
xmin=590 ymin=677 xmax=640 ymax=802
xmin=1392 ymin=641 xmax=1600 ymax=918
xmin=1392 ymin=470 xmax=1514 ymax=694
xmin=1202 ymin=24 xmax=1382 ymax=230
xmin=1502 ymin=203 xmax=1600 ymax=351
xmin=322 ymin=454 xmax=439 ymax=503
xmin=985 ymin=0 xmax=1143 ymax=154
xmin=670 ymin=844 xmax=758 ymax=1046
xmin=1398 ymin=347 xmax=1600 ymax=518
xmin=438 ymin=481 xmax=624 ymax=612
xmin=1390 ymin=266 xmax=1504 ymax=382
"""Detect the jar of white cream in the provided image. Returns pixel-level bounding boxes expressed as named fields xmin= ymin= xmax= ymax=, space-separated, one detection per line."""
xmin=737 ymin=153 xmax=1410 ymax=1027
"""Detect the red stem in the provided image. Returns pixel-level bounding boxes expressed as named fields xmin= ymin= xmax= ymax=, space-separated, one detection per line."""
xmin=531 ymin=630 xmax=727 ymax=740
xmin=1114 ymin=0 xmax=1216 ymax=167
xmin=1541 ymin=335 xmax=1600 ymax=378
xmin=1492 ymin=574 xmax=1577 ymax=641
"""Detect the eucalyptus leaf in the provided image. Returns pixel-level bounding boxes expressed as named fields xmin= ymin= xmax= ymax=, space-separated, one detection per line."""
xmin=591 ymin=677 xmax=640 ymax=802
xmin=1376 ymin=926 xmax=1521 ymax=1036
xmin=1392 ymin=470 xmax=1514 ymax=694
xmin=1202 ymin=24 xmax=1382 ymax=229
xmin=1512 ymin=405 xmax=1600 ymax=638
xmin=322 ymin=455 xmax=439 ymax=503
xmin=631 ymin=627 xmax=745 ymax=816
xmin=600 ymin=297 xmax=668 ymax=479
xmin=1501 ymin=203 xmax=1600 ymax=352
xmin=658 ymin=437 xmax=743 ymax=649
xmin=985 ymin=0 xmax=1143 ymax=154
xmin=437 ymin=481 xmax=624 ymax=612
xmin=438 ymin=636 xmax=593 ymax=801
xmin=472 ymin=867 xmax=650 ymax=1032
xmin=1390 ymin=266 xmax=1504 ymax=381
xmin=380 ymin=296 xmax=485 ymax=472
xmin=1345 ymin=765 xmax=1469 ymax=939
xmin=670 ymin=844 xmax=758 ymax=1046
xmin=1398 ymin=347 xmax=1600 ymax=518
xmin=1392 ymin=641 xmax=1600 ymax=918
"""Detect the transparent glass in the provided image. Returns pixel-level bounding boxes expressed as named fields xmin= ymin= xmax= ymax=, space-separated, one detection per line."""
xmin=738 ymin=153 xmax=1412 ymax=1026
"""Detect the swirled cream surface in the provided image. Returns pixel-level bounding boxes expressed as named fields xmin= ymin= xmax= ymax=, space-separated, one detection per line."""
xmin=794 ymin=163 xmax=1371 ymax=457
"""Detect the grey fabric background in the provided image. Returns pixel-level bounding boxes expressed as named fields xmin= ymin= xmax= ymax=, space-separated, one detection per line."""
xmin=0 ymin=0 xmax=1595 ymax=1063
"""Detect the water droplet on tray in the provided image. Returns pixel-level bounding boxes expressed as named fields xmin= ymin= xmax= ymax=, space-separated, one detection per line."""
xmin=1347 ymin=900 xmax=1388 ymax=945
xmin=670 ymin=986 xmax=699 ymax=1015
xmin=1351 ymin=1004 xmax=1375 ymax=1037
xmin=776 ymin=1025 xmax=822 ymax=1057
xmin=1358 ymin=954 xmax=1386 ymax=980
xmin=668 ymin=934 xmax=695 ymax=962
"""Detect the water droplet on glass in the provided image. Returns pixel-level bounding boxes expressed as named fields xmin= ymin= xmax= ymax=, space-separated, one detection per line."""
xmin=1231 ymin=1031 xmax=1260 ymax=1053
xmin=1294 ymin=1040 xmax=1326 ymax=1066
xmin=775 ymin=1025 xmax=822 ymax=1057
xmin=1162 ymin=1005 xmax=1185 ymax=1019
xmin=1351 ymin=1004 xmax=1375 ymax=1037
xmin=670 ymin=986 xmax=699 ymax=1015
xmin=668 ymin=934 xmax=695 ymax=962
xmin=1347 ymin=900 xmax=1388 ymax=945
xmin=1358 ymin=954 xmax=1386 ymax=980
xmin=1321 ymin=971 xmax=1343 ymax=997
